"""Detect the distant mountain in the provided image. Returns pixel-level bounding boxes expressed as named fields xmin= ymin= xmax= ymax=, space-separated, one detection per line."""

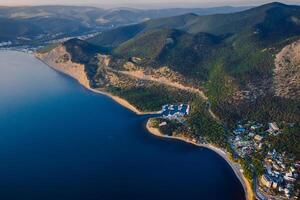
xmin=0 ymin=5 xmax=250 ymax=42
xmin=0 ymin=17 xmax=41 ymax=41
xmin=90 ymin=2 xmax=300 ymax=47
xmin=90 ymin=2 xmax=300 ymax=81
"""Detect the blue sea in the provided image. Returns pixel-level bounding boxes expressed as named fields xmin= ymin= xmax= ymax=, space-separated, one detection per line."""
xmin=0 ymin=51 xmax=245 ymax=200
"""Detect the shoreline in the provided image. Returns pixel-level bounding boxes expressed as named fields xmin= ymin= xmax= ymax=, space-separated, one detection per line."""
xmin=35 ymin=54 xmax=161 ymax=116
xmin=34 ymin=51 xmax=252 ymax=200
xmin=89 ymin=87 xmax=161 ymax=115
xmin=146 ymin=120 xmax=254 ymax=200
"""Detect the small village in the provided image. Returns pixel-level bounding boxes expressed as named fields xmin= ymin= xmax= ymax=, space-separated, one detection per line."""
xmin=150 ymin=103 xmax=299 ymax=200
xmin=230 ymin=121 xmax=299 ymax=199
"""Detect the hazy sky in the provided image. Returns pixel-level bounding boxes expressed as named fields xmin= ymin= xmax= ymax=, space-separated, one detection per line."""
xmin=0 ymin=0 xmax=300 ymax=8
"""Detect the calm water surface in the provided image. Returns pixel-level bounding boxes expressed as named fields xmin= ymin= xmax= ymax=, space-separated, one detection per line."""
xmin=0 ymin=51 xmax=245 ymax=200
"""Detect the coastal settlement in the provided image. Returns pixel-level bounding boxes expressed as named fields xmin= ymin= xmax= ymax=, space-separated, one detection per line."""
xmin=149 ymin=106 xmax=299 ymax=200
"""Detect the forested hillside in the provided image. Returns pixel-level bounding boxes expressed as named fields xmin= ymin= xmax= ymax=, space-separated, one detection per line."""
xmin=89 ymin=2 xmax=300 ymax=125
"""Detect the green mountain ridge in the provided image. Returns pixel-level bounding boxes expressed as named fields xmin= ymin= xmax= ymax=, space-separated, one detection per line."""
xmin=90 ymin=2 xmax=300 ymax=47
xmin=86 ymin=2 xmax=300 ymax=125
xmin=0 ymin=17 xmax=41 ymax=40
xmin=38 ymin=2 xmax=300 ymax=140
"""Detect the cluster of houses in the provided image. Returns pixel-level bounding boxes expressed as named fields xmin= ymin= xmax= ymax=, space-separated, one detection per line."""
xmin=260 ymin=149 xmax=299 ymax=199
xmin=161 ymin=104 xmax=190 ymax=122
xmin=230 ymin=121 xmax=282 ymax=158
xmin=229 ymin=121 xmax=299 ymax=199
xmin=230 ymin=121 xmax=265 ymax=158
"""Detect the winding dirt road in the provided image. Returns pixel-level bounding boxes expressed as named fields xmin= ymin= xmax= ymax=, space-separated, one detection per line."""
xmin=109 ymin=68 xmax=220 ymax=121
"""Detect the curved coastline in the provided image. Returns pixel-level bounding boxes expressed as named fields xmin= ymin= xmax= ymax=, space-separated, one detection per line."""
xmin=35 ymin=54 xmax=161 ymax=116
xmin=146 ymin=120 xmax=254 ymax=200
xmin=34 ymin=51 xmax=253 ymax=200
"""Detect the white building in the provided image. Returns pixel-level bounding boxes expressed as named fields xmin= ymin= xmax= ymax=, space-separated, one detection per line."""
xmin=268 ymin=122 xmax=279 ymax=132
xmin=159 ymin=122 xmax=167 ymax=127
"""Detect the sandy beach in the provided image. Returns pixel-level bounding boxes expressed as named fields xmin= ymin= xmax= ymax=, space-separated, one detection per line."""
xmin=146 ymin=120 xmax=254 ymax=200
xmin=55 ymin=68 xmax=160 ymax=115
xmin=89 ymin=87 xmax=161 ymax=115
xmin=35 ymin=52 xmax=161 ymax=116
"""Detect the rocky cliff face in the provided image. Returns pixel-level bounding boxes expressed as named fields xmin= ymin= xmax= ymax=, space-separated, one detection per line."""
xmin=274 ymin=39 xmax=300 ymax=99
